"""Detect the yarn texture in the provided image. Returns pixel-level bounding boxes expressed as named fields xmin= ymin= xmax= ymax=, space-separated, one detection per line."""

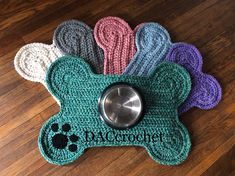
xmin=53 ymin=20 xmax=104 ymax=74
xmin=165 ymin=43 xmax=222 ymax=113
xmin=38 ymin=56 xmax=192 ymax=166
xmin=94 ymin=17 xmax=136 ymax=74
xmin=124 ymin=23 xmax=222 ymax=113
xmin=124 ymin=23 xmax=172 ymax=76
xmin=14 ymin=43 xmax=63 ymax=86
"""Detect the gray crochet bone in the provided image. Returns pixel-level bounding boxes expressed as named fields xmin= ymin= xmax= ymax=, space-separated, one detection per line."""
xmin=53 ymin=20 xmax=104 ymax=74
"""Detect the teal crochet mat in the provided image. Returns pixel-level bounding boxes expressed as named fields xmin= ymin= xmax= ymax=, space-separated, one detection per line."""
xmin=38 ymin=56 xmax=191 ymax=165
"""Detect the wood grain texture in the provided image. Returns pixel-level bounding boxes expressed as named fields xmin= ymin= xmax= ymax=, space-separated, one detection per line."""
xmin=0 ymin=0 xmax=234 ymax=175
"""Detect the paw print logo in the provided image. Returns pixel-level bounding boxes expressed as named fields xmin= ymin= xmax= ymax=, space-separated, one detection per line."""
xmin=51 ymin=123 xmax=79 ymax=152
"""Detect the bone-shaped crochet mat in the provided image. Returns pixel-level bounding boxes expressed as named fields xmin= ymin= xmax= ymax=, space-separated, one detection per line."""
xmin=124 ymin=23 xmax=222 ymax=113
xmin=39 ymin=56 xmax=191 ymax=166
xmin=14 ymin=43 xmax=63 ymax=87
xmin=124 ymin=22 xmax=172 ymax=76
xmin=53 ymin=20 xmax=104 ymax=74
xmin=94 ymin=16 xmax=136 ymax=74
xmin=165 ymin=43 xmax=222 ymax=113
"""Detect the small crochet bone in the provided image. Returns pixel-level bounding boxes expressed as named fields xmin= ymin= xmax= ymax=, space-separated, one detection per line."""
xmin=39 ymin=56 xmax=192 ymax=166
xmin=14 ymin=43 xmax=63 ymax=86
xmin=165 ymin=43 xmax=222 ymax=113
xmin=53 ymin=20 xmax=104 ymax=74
xmin=94 ymin=16 xmax=136 ymax=74
xmin=124 ymin=22 xmax=172 ymax=76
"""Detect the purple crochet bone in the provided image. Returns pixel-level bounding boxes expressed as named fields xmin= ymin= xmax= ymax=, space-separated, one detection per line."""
xmin=166 ymin=42 xmax=222 ymax=113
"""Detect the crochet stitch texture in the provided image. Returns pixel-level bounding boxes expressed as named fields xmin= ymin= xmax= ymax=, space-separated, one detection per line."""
xmin=124 ymin=23 xmax=222 ymax=113
xmin=165 ymin=43 xmax=222 ymax=113
xmin=94 ymin=16 xmax=136 ymax=74
xmin=14 ymin=43 xmax=63 ymax=104
xmin=14 ymin=43 xmax=63 ymax=86
xmin=124 ymin=22 xmax=172 ymax=76
xmin=53 ymin=20 xmax=104 ymax=74
xmin=38 ymin=56 xmax=192 ymax=166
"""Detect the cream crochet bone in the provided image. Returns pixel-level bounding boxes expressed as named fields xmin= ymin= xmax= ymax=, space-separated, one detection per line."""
xmin=14 ymin=43 xmax=63 ymax=102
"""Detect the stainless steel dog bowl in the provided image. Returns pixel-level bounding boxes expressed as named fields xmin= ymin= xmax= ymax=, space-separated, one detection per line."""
xmin=98 ymin=83 xmax=143 ymax=129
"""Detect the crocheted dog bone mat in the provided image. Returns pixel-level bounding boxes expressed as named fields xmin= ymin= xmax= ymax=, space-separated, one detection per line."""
xmin=53 ymin=20 xmax=104 ymax=74
xmin=14 ymin=43 xmax=63 ymax=85
xmin=94 ymin=16 xmax=136 ymax=74
xmin=124 ymin=22 xmax=172 ymax=76
xmin=123 ymin=23 xmax=222 ymax=113
xmin=39 ymin=56 xmax=191 ymax=166
xmin=165 ymin=43 xmax=222 ymax=113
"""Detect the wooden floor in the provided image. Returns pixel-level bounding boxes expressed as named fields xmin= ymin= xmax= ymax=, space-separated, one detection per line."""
xmin=0 ymin=0 xmax=234 ymax=175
